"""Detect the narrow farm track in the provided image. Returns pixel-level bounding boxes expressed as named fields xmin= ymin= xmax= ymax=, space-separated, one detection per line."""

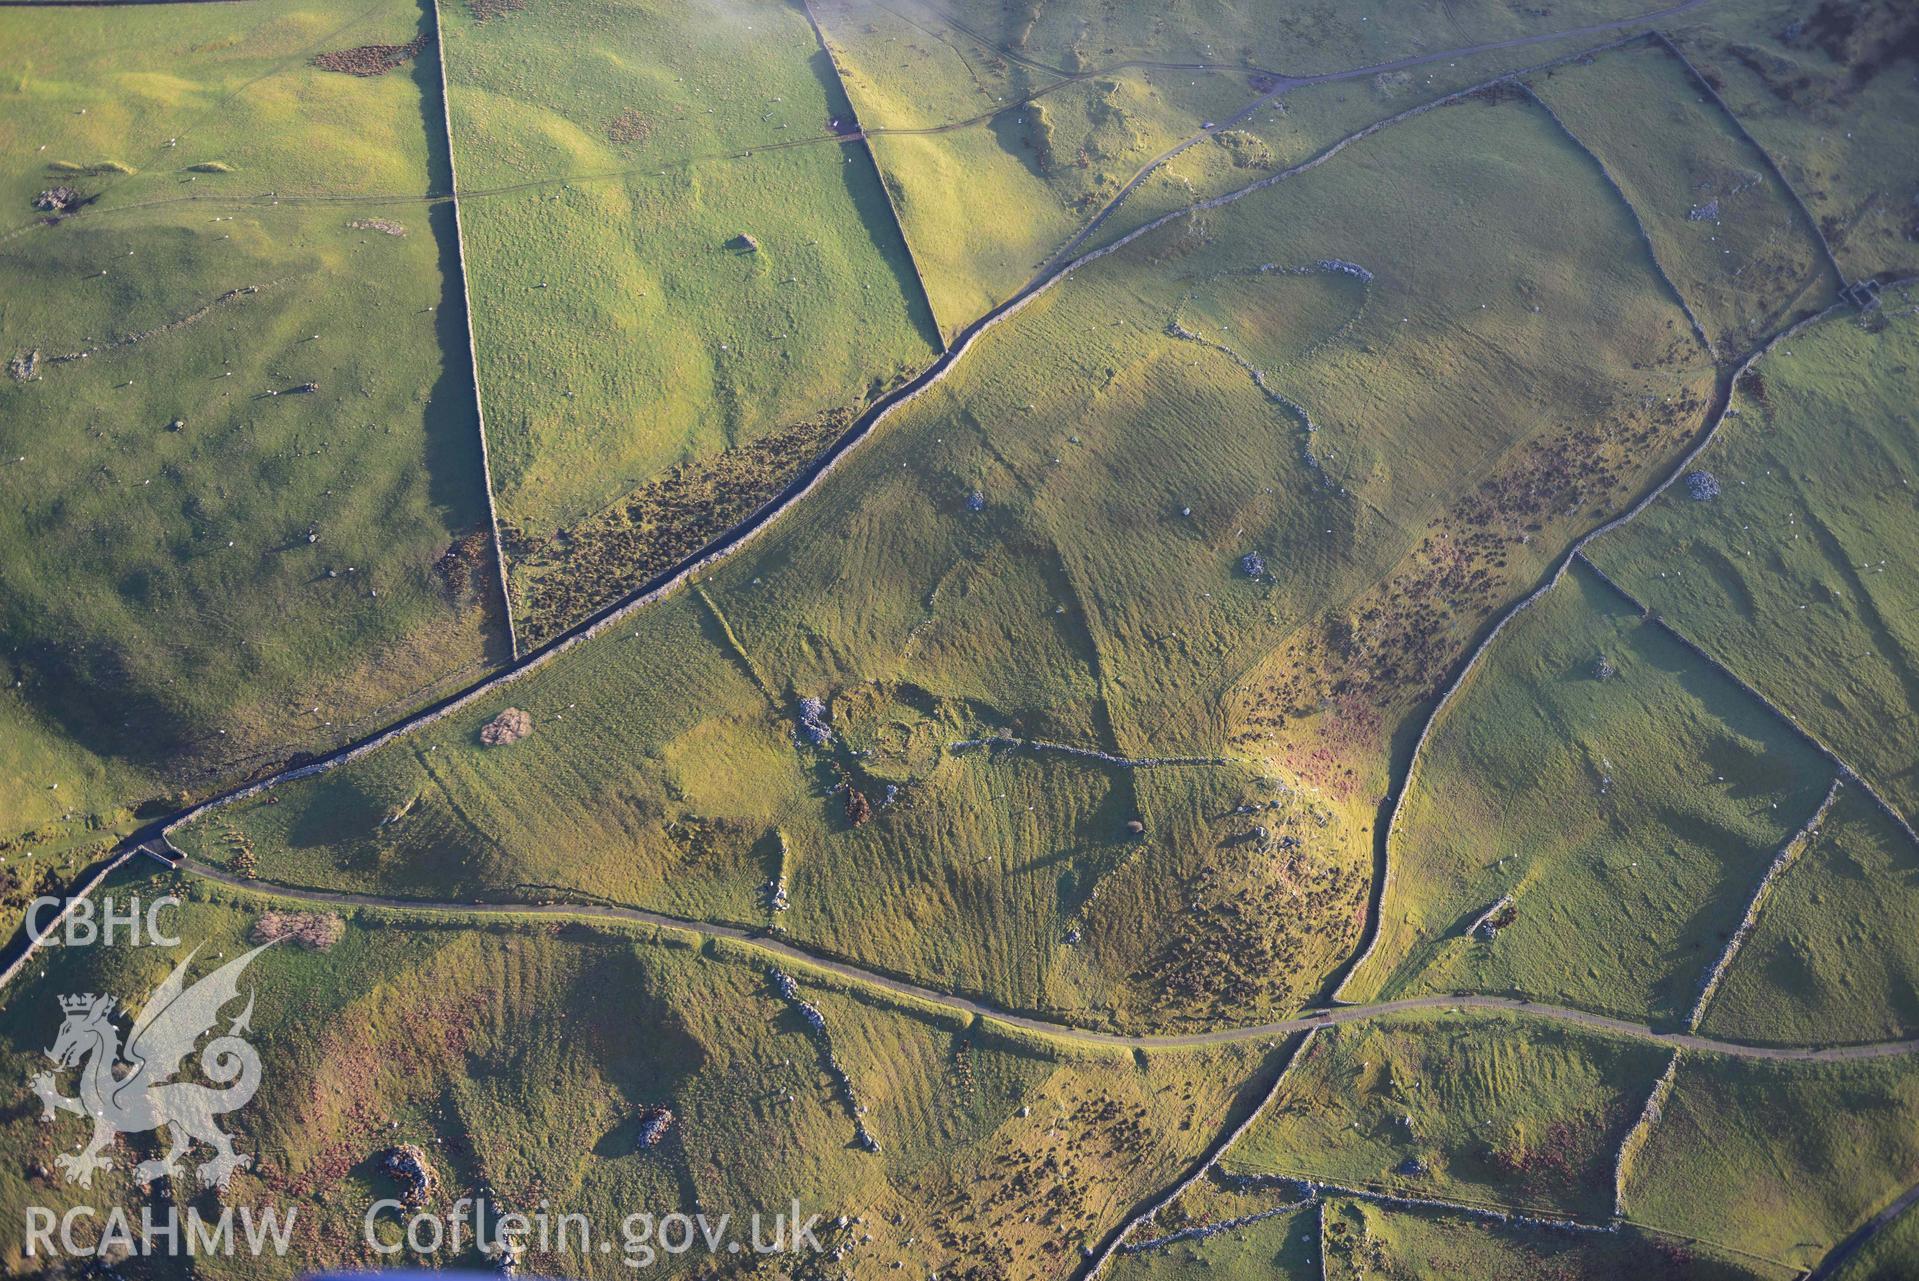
xmin=1039 ymin=0 xmax=1715 ymax=274
xmin=4 ymin=3 xmax=1913 ymax=1274
xmin=4 ymin=6 xmax=1915 ymax=1268
xmin=1808 ymin=1179 xmax=1919 ymax=1281
xmin=1 ymin=1 xmax=1874 ymax=1047
xmin=1077 ymin=1030 xmax=1321 ymax=1277
xmin=59 ymin=20 xmax=1731 ymax=862
xmin=116 ymin=849 xmax=1919 ymax=1065
xmin=2 ymin=0 xmax=1715 ymax=238
xmin=1328 ymin=296 xmax=1857 ymax=1004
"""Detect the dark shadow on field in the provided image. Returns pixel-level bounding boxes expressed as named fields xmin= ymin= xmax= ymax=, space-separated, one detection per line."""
xmin=6 ymin=627 xmax=196 ymax=781
xmin=0 ymin=857 xmax=161 ymax=1027
xmin=1609 ymin=603 xmax=1832 ymax=814
xmin=1 ymin=0 xmax=509 ymax=792
xmin=799 ymin=39 xmax=944 ymax=353
xmin=411 ymin=0 xmax=514 ymax=667
xmin=988 ymin=100 xmax=1048 ymax=182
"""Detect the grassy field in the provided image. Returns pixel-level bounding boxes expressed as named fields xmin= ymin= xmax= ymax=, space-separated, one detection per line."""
xmin=176 ymin=89 xmax=1712 ymax=1031
xmin=861 ymin=0 xmax=1661 ymax=86
xmin=1622 ymin=1052 xmax=1919 ymax=1271
xmin=1341 ymin=560 xmax=1836 ymax=1021
xmin=819 ymin=0 xmax=1260 ymax=336
xmin=1664 ymin=0 xmax=1919 ymax=283
xmin=1527 ymin=36 xmax=1835 ymax=356
xmin=0 ymin=0 xmax=503 ymax=841
xmin=1107 ymin=1195 xmax=1319 ymax=1280
xmin=1320 ymin=1198 xmax=1787 ymax=1280
xmin=0 ymin=869 xmax=1265 ymax=1280
xmin=822 ymin=0 xmax=1726 ymax=333
xmin=1586 ymin=288 xmax=1919 ymax=821
xmin=1702 ymin=785 xmax=1919 ymax=1046
xmin=438 ymin=0 xmax=940 ymax=637
xmin=3 ymin=4 xmax=1917 ymax=1276
xmin=1832 ymin=1197 xmax=1919 ymax=1281
xmin=820 ymin=0 xmax=1674 ymax=338
xmin=0 ymin=0 xmax=459 ymax=216
xmin=1223 ymin=1011 xmax=1668 ymax=1219
xmin=1061 ymin=27 xmax=1663 ymax=264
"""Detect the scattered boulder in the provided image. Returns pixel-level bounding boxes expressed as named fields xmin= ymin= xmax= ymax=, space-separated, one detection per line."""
xmin=380 ymin=1144 xmax=438 ymax=1207
xmin=1471 ymin=897 xmax=1519 ymax=941
xmin=1124 ymin=819 xmax=1145 ymax=837
xmin=728 ymin=233 xmax=761 ymax=253
xmin=635 ymin=1106 xmax=674 ymax=1148
xmin=480 ymin=707 xmax=532 ymax=746
xmin=796 ymin=696 xmax=832 ymax=746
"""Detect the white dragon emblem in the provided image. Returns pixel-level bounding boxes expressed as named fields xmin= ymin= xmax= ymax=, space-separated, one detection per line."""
xmin=29 ymin=943 xmax=272 ymax=1189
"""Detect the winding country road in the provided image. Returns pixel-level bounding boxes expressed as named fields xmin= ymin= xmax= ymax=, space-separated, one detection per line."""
xmin=5 ymin=1 xmax=1913 ymax=1269
xmin=147 ymin=848 xmax=1919 ymax=1064
xmin=6 ymin=0 xmax=1898 ymax=1083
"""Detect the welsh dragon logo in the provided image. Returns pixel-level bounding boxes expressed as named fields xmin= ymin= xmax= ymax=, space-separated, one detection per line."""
xmin=29 ymin=944 xmax=272 ymax=1189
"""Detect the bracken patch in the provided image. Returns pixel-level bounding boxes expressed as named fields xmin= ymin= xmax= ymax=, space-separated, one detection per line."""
xmin=311 ymin=35 xmax=428 ymax=77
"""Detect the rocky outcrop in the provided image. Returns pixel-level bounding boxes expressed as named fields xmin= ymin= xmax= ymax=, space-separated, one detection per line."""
xmin=381 ymin=1144 xmax=438 ymax=1207
xmin=636 ymin=1106 xmax=674 ymax=1149
xmin=479 ymin=707 xmax=532 ymax=746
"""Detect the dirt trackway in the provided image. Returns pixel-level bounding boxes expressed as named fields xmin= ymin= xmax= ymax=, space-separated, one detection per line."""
xmin=123 ymin=0 xmax=1725 ymax=859
xmin=164 ymin=851 xmax=1919 ymax=1063
xmin=1039 ymin=0 xmax=1713 ymax=274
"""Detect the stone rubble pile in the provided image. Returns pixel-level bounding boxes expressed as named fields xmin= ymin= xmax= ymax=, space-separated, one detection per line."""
xmin=636 ymin=1105 xmax=675 ymax=1148
xmin=766 ymin=968 xmax=881 ymax=1153
xmin=795 ymin=696 xmax=833 ymax=746
xmin=380 ymin=1144 xmax=439 ymax=1207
